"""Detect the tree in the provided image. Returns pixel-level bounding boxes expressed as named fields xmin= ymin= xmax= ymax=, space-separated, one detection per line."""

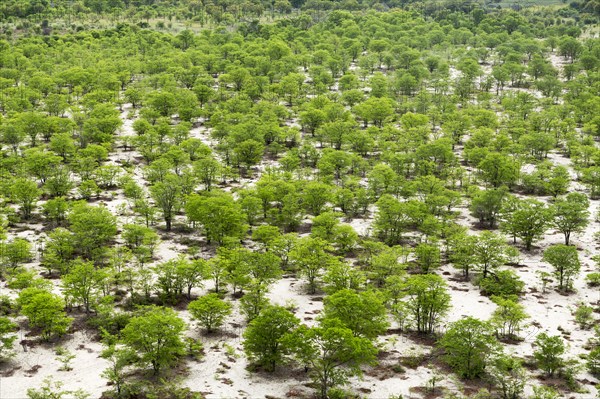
xmin=0 ymin=317 xmax=17 ymax=361
xmin=439 ymin=317 xmax=499 ymax=379
xmin=473 ymin=231 xmax=511 ymax=280
xmin=414 ymin=243 xmax=441 ymax=274
xmin=62 ymin=259 xmax=107 ymax=314
xmin=26 ymin=377 xmax=89 ymax=399
xmin=533 ymin=333 xmax=565 ymax=376
xmin=322 ymin=289 xmax=389 ymax=339
xmin=374 ymin=195 xmax=410 ymax=245
xmin=121 ymin=224 xmax=159 ymax=258
xmin=11 ymin=178 xmax=41 ymax=219
xmin=240 ymin=284 xmax=270 ymax=322
xmin=470 ymin=187 xmax=507 ymax=228
xmin=188 ymin=294 xmax=232 ymax=333
xmin=488 ymin=355 xmax=527 ymax=399
xmin=178 ymin=259 xmax=208 ymax=299
xmin=285 ymin=318 xmax=377 ymax=398
xmin=18 ymin=288 xmax=72 ymax=341
xmin=185 ymin=192 xmax=248 ymax=245
xmin=68 ymin=203 xmax=117 ymax=260
xmin=403 ymin=274 xmax=451 ymax=334
xmin=323 ymin=260 xmax=365 ymax=294
xmin=100 ymin=343 xmax=137 ymax=399
xmin=478 ymin=153 xmax=519 ymax=188
xmin=243 ymin=305 xmax=300 ymax=371
xmin=500 ymin=198 xmax=553 ymax=250
xmin=303 ymin=181 xmax=332 ymax=216
xmin=234 ymin=139 xmax=264 ymax=174
xmin=490 ymin=296 xmax=528 ymax=340
xmin=289 ymin=237 xmax=336 ymax=294
xmin=194 ymin=157 xmax=221 ymax=191
xmin=542 ymin=244 xmax=580 ymax=291
xmin=1 ymin=238 xmax=32 ymax=272
xmin=447 ymin=232 xmax=478 ymax=279
xmin=588 ymin=347 xmax=600 ymax=377
xmin=558 ymin=36 xmax=582 ymax=62
xmin=42 ymin=197 xmax=69 ymax=227
xmin=121 ymin=306 xmax=185 ymax=375
xmin=150 ymin=174 xmax=182 ymax=231
xmin=552 ymin=193 xmax=590 ymax=246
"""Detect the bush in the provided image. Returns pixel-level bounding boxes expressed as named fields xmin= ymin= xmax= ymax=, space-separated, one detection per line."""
xmin=573 ymin=302 xmax=595 ymax=329
xmin=585 ymin=272 xmax=600 ymax=287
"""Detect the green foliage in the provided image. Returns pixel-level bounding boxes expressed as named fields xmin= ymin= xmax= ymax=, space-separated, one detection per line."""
xmin=285 ymin=318 xmax=378 ymax=398
xmin=533 ymin=333 xmax=565 ymax=376
xmin=243 ymin=305 xmax=300 ymax=371
xmin=478 ymin=270 xmax=525 ymax=298
xmin=0 ymin=316 xmax=17 ymax=361
xmin=487 ymin=355 xmax=527 ymax=399
xmin=289 ymin=237 xmax=336 ymax=294
xmin=18 ymin=288 xmax=72 ymax=341
xmin=573 ymin=302 xmax=595 ymax=329
xmin=322 ymin=289 xmax=389 ymax=339
xmin=500 ymin=197 xmax=553 ymax=251
xmin=27 ymin=377 xmax=89 ymax=399
xmin=68 ymin=203 xmax=117 ymax=260
xmin=490 ymin=296 xmax=528 ymax=340
xmin=62 ymin=259 xmax=108 ymax=314
xmin=543 ymin=244 xmax=580 ymax=291
xmin=186 ymin=192 xmax=248 ymax=245
xmin=121 ymin=306 xmax=185 ymax=375
xmin=188 ymin=294 xmax=232 ymax=333
xmin=439 ymin=317 xmax=499 ymax=379
xmin=552 ymin=193 xmax=590 ymax=246
xmin=402 ymin=274 xmax=451 ymax=334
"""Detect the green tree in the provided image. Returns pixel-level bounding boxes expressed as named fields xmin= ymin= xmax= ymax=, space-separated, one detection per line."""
xmin=490 ymin=296 xmax=528 ymax=340
xmin=243 ymin=305 xmax=300 ymax=371
xmin=285 ymin=318 xmax=377 ymax=398
xmin=470 ymin=187 xmax=507 ymax=228
xmin=234 ymin=139 xmax=265 ymax=174
xmin=533 ymin=333 xmax=565 ymax=376
xmin=185 ymin=192 xmax=248 ymax=245
xmin=473 ymin=231 xmax=511 ymax=280
xmin=414 ymin=243 xmax=441 ymax=274
xmin=62 ymin=259 xmax=107 ymax=314
xmin=68 ymin=203 xmax=117 ymax=260
xmin=303 ymin=181 xmax=332 ymax=216
xmin=121 ymin=306 xmax=185 ymax=375
xmin=403 ymin=274 xmax=451 ymax=334
xmin=439 ymin=317 xmax=498 ymax=379
xmin=289 ymin=237 xmax=335 ymax=294
xmin=1 ymin=238 xmax=32 ymax=272
xmin=542 ymin=244 xmax=580 ymax=291
xmin=11 ymin=178 xmax=41 ymax=219
xmin=373 ymin=195 xmax=410 ymax=245
xmin=322 ymin=289 xmax=389 ymax=339
xmin=478 ymin=153 xmax=519 ymax=188
xmin=18 ymin=288 xmax=72 ymax=341
xmin=500 ymin=198 xmax=553 ymax=250
xmin=150 ymin=174 xmax=182 ymax=231
xmin=487 ymin=355 xmax=527 ymax=399
xmin=188 ymin=294 xmax=232 ymax=333
xmin=100 ymin=343 xmax=137 ymax=399
xmin=552 ymin=193 xmax=590 ymax=246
